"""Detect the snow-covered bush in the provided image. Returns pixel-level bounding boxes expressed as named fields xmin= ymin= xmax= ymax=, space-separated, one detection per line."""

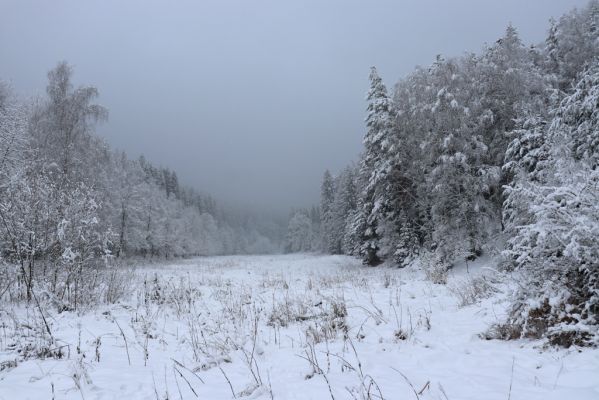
xmin=419 ymin=251 xmax=448 ymax=285
xmin=496 ymin=267 xmax=598 ymax=347
xmin=448 ymin=274 xmax=500 ymax=307
xmin=499 ymin=62 xmax=599 ymax=347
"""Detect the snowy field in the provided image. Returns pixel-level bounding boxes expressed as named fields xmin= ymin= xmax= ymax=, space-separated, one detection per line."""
xmin=0 ymin=254 xmax=597 ymax=400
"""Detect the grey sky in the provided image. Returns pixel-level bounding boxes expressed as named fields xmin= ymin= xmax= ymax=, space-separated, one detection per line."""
xmin=0 ymin=0 xmax=589 ymax=211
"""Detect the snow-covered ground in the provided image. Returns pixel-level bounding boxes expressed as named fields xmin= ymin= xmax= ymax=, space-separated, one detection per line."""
xmin=0 ymin=254 xmax=597 ymax=399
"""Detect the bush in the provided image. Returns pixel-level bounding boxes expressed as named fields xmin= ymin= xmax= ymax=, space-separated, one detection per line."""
xmin=448 ymin=274 xmax=500 ymax=307
xmin=420 ymin=252 xmax=448 ymax=285
xmin=489 ymin=267 xmax=599 ymax=347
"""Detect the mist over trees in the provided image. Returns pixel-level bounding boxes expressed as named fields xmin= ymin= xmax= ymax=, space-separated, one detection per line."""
xmin=2 ymin=3 xmax=599 ymax=398
xmin=1 ymin=0 xmax=598 ymax=350
xmin=0 ymin=62 xmax=284 ymax=303
xmin=303 ymin=1 xmax=599 ymax=346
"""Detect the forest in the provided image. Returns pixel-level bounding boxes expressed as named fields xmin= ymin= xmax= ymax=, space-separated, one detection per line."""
xmin=284 ymin=2 xmax=599 ymax=347
xmin=0 ymin=64 xmax=288 ymax=303
xmin=0 ymin=1 xmax=598 ymax=399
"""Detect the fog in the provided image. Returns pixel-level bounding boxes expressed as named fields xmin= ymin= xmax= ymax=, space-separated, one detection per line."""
xmin=0 ymin=0 xmax=588 ymax=211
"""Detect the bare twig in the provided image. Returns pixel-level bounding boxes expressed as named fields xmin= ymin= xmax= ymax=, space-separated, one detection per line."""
xmin=508 ymin=357 xmax=515 ymax=400
xmin=218 ymin=365 xmax=237 ymax=399
xmin=171 ymin=358 xmax=205 ymax=384
xmin=297 ymin=354 xmax=335 ymax=400
xmin=114 ymin=319 xmax=131 ymax=366
xmin=391 ymin=367 xmax=420 ymax=400
xmin=173 ymin=365 xmax=199 ymax=398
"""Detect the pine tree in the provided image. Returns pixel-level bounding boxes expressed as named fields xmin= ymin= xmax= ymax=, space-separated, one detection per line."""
xmin=545 ymin=18 xmax=560 ymax=73
xmin=320 ymin=170 xmax=336 ymax=252
xmin=501 ymin=61 xmax=599 ymax=346
xmin=561 ymin=63 xmax=599 ymax=168
xmin=354 ymin=67 xmax=398 ymax=265
xmin=330 ymin=166 xmax=358 ymax=254
xmin=504 ymin=115 xmax=551 ymax=182
xmin=587 ymin=0 xmax=599 ymax=37
xmin=393 ymin=210 xmax=419 ymax=268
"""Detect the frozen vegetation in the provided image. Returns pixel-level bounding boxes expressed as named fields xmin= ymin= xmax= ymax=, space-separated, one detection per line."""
xmin=1 ymin=1 xmax=599 ymax=399
xmin=0 ymin=254 xmax=597 ymax=399
xmin=289 ymin=2 xmax=599 ymax=348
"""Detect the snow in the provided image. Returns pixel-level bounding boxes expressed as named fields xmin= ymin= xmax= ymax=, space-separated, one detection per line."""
xmin=1 ymin=254 xmax=598 ymax=399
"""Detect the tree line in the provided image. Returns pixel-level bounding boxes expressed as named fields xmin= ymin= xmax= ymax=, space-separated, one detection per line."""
xmin=286 ymin=1 xmax=599 ymax=346
xmin=0 ymin=63 xmax=282 ymax=304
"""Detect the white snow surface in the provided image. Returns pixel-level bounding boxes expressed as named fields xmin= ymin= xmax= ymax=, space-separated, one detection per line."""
xmin=0 ymin=254 xmax=597 ymax=399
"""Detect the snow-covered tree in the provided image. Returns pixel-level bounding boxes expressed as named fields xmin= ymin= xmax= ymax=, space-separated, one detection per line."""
xmin=501 ymin=61 xmax=599 ymax=346
xmin=320 ymin=170 xmax=336 ymax=252
xmin=31 ymin=61 xmax=108 ymax=184
xmin=354 ymin=66 xmax=398 ymax=265
xmin=0 ymin=63 xmax=285 ymax=305
xmin=285 ymin=211 xmax=315 ymax=253
xmin=330 ymin=166 xmax=358 ymax=254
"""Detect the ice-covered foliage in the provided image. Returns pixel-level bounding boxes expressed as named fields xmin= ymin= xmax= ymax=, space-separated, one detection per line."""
xmin=308 ymin=2 xmax=599 ymax=347
xmin=2 ymin=254 xmax=598 ymax=399
xmin=285 ymin=211 xmax=317 ymax=253
xmin=0 ymin=65 xmax=283 ymax=308
xmin=500 ymin=62 xmax=599 ymax=347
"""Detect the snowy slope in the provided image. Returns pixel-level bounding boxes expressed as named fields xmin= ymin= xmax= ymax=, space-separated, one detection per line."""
xmin=0 ymin=254 xmax=597 ymax=399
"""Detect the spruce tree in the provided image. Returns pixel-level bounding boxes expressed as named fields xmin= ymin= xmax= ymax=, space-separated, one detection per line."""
xmin=355 ymin=67 xmax=397 ymax=265
xmin=320 ymin=170 xmax=336 ymax=252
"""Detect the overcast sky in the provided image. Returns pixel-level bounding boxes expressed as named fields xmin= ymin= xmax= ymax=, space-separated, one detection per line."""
xmin=0 ymin=0 xmax=589 ymax=211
